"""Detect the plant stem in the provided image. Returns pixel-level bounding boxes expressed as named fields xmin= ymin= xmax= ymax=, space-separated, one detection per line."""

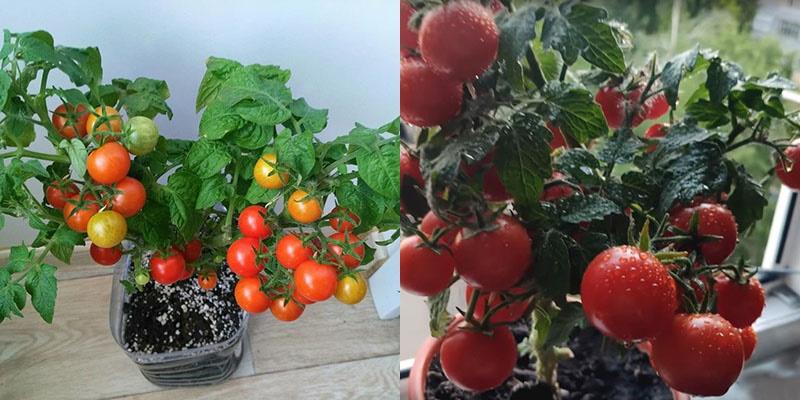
xmin=223 ymin=161 xmax=241 ymax=243
xmin=0 ymin=149 xmax=70 ymax=163
xmin=524 ymin=47 xmax=547 ymax=90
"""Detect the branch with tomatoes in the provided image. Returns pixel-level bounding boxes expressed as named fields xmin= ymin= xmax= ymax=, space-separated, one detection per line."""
xmin=0 ymin=29 xmax=401 ymax=326
xmin=400 ymin=0 xmax=798 ymax=397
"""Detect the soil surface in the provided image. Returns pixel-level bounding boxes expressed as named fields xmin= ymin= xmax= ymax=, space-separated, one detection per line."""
xmin=425 ymin=318 xmax=673 ymax=400
xmin=123 ymin=260 xmax=243 ymax=354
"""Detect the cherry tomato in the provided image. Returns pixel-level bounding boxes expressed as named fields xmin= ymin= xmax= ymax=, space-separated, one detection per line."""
xmin=150 ymin=249 xmax=186 ymax=285
xmin=462 ymin=152 xmax=511 ymax=201
xmin=670 ymin=203 xmax=738 ymax=264
xmin=235 ymin=276 xmax=271 ymax=313
xmin=715 ymin=276 xmax=765 ymax=328
xmin=776 ymin=142 xmax=800 ymax=189
xmin=63 ymin=193 xmax=100 ymax=232
xmin=335 ymin=273 xmax=368 ymax=305
xmin=181 ymin=239 xmax=203 ymax=263
xmin=286 ymin=189 xmax=322 ymax=224
xmin=177 ymin=263 xmax=195 ymax=281
xmin=419 ymin=211 xmax=458 ymax=245
xmin=400 ymin=235 xmax=455 ymax=296
xmin=87 ymin=210 xmax=127 ymax=248
xmin=451 ymin=215 xmax=532 ymax=291
xmin=419 ymin=1 xmax=499 ymax=80
xmin=401 ymin=147 xmax=425 ymax=188
xmin=293 ymin=289 xmax=316 ymax=305
xmin=109 ymin=176 xmax=146 ymax=217
xmin=400 ymin=57 xmax=463 ymax=127
xmin=237 ymin=205 xmax=272 ymax=239
xmin=651 ymin=313 xmax=744 ymax=396
xmin=52 ymin=104 xmax=90 ymax=139
xmin=644 ymin=93 xmax=670 ymax=120
xmin=326 ymin=232 xmax=365 ymax=268
xmin=253 ymin=153 xmax=289 ymax=189
xmin=644 ymin=123 xmax=669 ymax=153
xmin=86 ymin=105 xmax=123 ymax=136
xmin=87 ymin=142 xmax=131 ymax=185
xmin=226 ymin=237 xmax=267 ymax=278
xmin=125 ymin=116 xmax=159 ymax=156
xmin=465 ymin=286 xmax=531 ymax=324
xmin=197 ymin=272 xmax=218 ymax=291
xmin=90 ymin=243 xmax=122 ymax=266
xmin=270 ymin=297 xmax=304 ymax=322
xmin=329 ymin=206 xmax=360 ymax=232
xmin=546 ymin=122 xmax=568 ymax=150
xmin=541 ymin=171 xmax=574 ymax=202
xmin=581 ymin=245 xmax=677 ymax=341
xmin=440 ymin=323 xmax=517 ymax=392
xmin=45 ymin=180 xmax=79 ymax=209
xmin=740 ymin=326 xmax=757 ymax=361
xmin=294 ymin=260 xmax=338 ymax=302
xmin=135 ymin=272 xmax=150 ymax=286
xmin=400 ymin=1 xmax=418 ymax=55
xmin=595 ymin=85 xmax=647 ymax=129
xmin=275 ymin=234 xmax=313 ymax=269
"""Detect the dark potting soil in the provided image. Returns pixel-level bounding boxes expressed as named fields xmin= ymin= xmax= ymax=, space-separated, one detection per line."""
xmin=122 ymin=261 xmax=243 ymax=354
xmin=425 ymin=319 xmax=673 ymax=400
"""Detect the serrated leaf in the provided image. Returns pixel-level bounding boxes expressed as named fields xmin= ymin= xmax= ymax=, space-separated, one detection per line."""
xmin=199 ymin=101 xmax=244 ymax=140
xmin=706 ymin=58 xmax=743 ymax=104
xmin=216 ymin=68 xmax=292 ymax=124
xmin=559 ymin=194 xmax=621 ymax=223
xmin=49 ymin=225 xmax=84 ymax=264
xmin=291 ymin=98 xmax=328 ymax=133
xmin=535 ymin=230 xmax=571 ymax=299
xmin=726 ymin=162 xmax=767 ymax=233
xmin=127 ymin=202 xmax=171 ymax=248
xmin=25 ymin=263 xmax=57 ymax=323
xmin=335 ymin=180 xmax=383 ymax=234
xmin=686 ymin=100 xmax=730 ymax=128
xmin=420 ymin=125 xmax=499 ymax=190
xmin=541 ymin=3 xmax=624 ymax=73
xmin=597 ymin=129 xmax=640 ymax=164
xmin=5 ymin=245 xmax=32 ymax=274
xmin=357 ymin=144 xmax=400 ymax=201
xmin=496 ymin=117 xmax=552 ymax=207
xmin=275 ymin=130 xmax=316 ymax=178
xmin=58 ymin=138 xmax=88 ymax=179
xmin=543 ymin=302 xmax=585 ymax=348
xmin=544 ymin=81 xmax=608 ymax=143
xmin=658 ymin=141 xmax=728 ymax=212
xmin=165 ymin=169 xmax=201 ymax=233
xmin=555 ymin=149 xmax=602 ymax=186
xmin=55 ymin=46 xmax=103 ymax=87
xmin=184 ymin=139 xmax=232 ymax=178
xmin=17 ymin=30 xmax=57 ymax=63
xmin=195 ymin=174 xmax=228 ymax=210
xmin=119 ymin=78 xmax=173 ymax=119
xmin=660 ymin=45 xmax=701 ymax=107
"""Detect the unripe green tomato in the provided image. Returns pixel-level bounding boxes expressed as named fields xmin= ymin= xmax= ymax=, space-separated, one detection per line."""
xmin=135 ymin=272 xmax=150 ymax=286
xmin=125 ymin=116 xmax=159 ymax=156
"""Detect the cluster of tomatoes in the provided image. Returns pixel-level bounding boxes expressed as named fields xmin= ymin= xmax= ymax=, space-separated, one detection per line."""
xmin=46 ymin=104 xmax=158 ymax=268
xmin=225 ymin=153 xmax=369 ymax=322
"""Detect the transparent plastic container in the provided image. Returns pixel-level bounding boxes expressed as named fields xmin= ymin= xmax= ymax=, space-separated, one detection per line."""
xmin=108 ymin=254 xmax=249 ymax=386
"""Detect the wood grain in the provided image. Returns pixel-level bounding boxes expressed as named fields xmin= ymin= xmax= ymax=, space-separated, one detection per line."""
xmin=118 ymin=355 xmax=399 ymax=400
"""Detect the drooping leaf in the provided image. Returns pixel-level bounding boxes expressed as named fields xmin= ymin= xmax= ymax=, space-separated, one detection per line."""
xmin=58 ymin=138 xmax=88 ymax=179
xmin=25 ymin=263 xmax=57 ymax=323
xmin=535 ymin=230 xmax=571 ymax=299
xmin=543 ymin=81 xmax=608 ymax=143
xmin=660 ymin=45 xmax=701 ymax=107
xmin=726 ymin=162 xmax=767 ymax=233
xmin=291 ymin=98 xmax=328 ymax=133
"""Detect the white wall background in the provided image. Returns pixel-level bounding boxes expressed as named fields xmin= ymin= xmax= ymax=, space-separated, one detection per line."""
xmin=0 ymin=0 xmax=399 ymax=247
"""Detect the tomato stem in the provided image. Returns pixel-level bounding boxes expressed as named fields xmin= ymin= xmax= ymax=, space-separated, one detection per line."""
xmin=0 ymin=149 xmax=70 ymax=163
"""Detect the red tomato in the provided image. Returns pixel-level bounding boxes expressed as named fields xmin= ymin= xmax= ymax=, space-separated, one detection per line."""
xmin=541 ymin=172 xmax=574 ymax=202
xmin=644 ymin=123 xmax=669 ymax=153
xmin=294 ymin=260 xmax=338 ymax=302
xmin=177 ymin=263 xmax=195 ymax=281
xmin=419 ymin=1 xmax=499 ymax=81
xmin=270 ymin=297 xmax=304 ymax=322
xmin=451 ymin=215 xmax=532 ymax=291
xmin=292 ymin=289 xmax=316 ymax=305
xmin=110 ymin=176 xmax=146 ymax=217
xmin=400 ymin=57 xmax=463 ymax=127
xmin=776 ymin=142 xmax=800 ymax=189
xmin=462 ymin=152 xmax=511 ymax=201
xmin=400 ymin=235 xmax=455 ymax=296
xmin=595 ymin=85 xmax=647 ymax=129
xmin=62 ymin=194 xmax=99 ymax=232
xmin=651 ymin=313 xmax=744 ymax=396
xmin=715 ymin=276 xmax=765 ymax=328
xmin=740 ymin=326 xmax=757 ymax=361
xmin=87 ymin=142 xmax=131 ymax=185
xmin=226 ymin=237 xmax=267 ymax=278
xmin=400 ymin=1 xmax=418 ymax=55
xmin=546 ymin=122 xmax=568 ymax=150
xmin=235 ymin=276 xmax=271 ymax=313
xmin=90 ymin=243 xmax=122 ymax=266
xmin=180 ymin=239 xmax=203 ymax=263
xmin=197 ymin=272 xmax=217 ymax=290
xmin=326 ymin=232 xmax=365 ymax=268
xmin=45 ymin=180 xmax=79 ymax=209
xmin=238 ymin=205 xmax=272 ymax=239
xmin=644 ymin=93 xmax=670 ymax=120
xmin=401 ymin=147 xmax=425 ymax=188
xmin=329 ymin=206 xmax=360 ymax=232
xmin=465 ymin=286 xmax=531 ymax=324
xmin=420 ymin=211 xmax=459 ymax=245
xmin=670 ymin=203 xmax=738 ymax=264
xmin=581 ymin=245 xmax=677 ymax=341
xmin=52 ymin=104 xmax=90 ymax=139
xmin=440 ymin=323 xmax=517 ymax=392
xmin=150 ymin=249 xmax=186 ymax=285
xmin=275 ymin=234 xmax=313 ymax=269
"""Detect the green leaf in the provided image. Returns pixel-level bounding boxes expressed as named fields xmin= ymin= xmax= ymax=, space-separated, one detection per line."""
xmin=49 ymin=225 xmax=84 ymax=264
xmin=199 ymin=101 xmax=244 ymax=140
xmin=17 ymin=31 xmax=57 ymax=63
xmin=196 ymin=57 xmax=244 ymax=111
xmin=555 ymin=149 xmax=602 ymax=186
xmin=497 ymin=4 xmax=539 ymax=85
xmin=2 ymin=97 xmax=36 ymax=148
xmin=706 ymin=58 xmax=742 ymax=104
xmin=335 ymin=180 xmax=383 ymax=234
xmin=216 ymin=68 xmax=293 ymax=124
xmin=651 ymin=121 xmax=716 ymax=164
xmin=55 ymin=46 xmax=103 ymax=87
xmin=543 ymin=302 xmax=585 ymax=348
xmin=119 ymin=78 xmax=173 ymax=119
xmin=7 ymin=159 xmax=48 ymax=182
xmin=275 ymin=130 xmax=316 ymax=178
xmin=420 ymin=125 xmax=499 ymax=188
xmin=559 ymin=194 xmax=621 ymax=223
xmin=58 ymin=138 xmax=88 ymax=179
xmin=535 ymin=230 xmax=571 ymax=299
xmin=5 ymin=245 xmax=32 ymax=274
xmin=726 ymin=162 xmax=767 ymax=233
xmin=229 ymin=123 xmax=273 ymax=150
xmin=165 ymin=169 xmax=201 ymax=233
xmin=25 ymin=263 xmax=57 ymax=323
xmin=244 ymin=181 xmax=281 ymax=205
xmin=597 ymin=129 xmax=640 ymax=164
xmin=0 ymin=277 xmax=27 ymax=320
xmin=541 ymin=3 xmax=625 ymax=73
xmin=658 ymin=141 xmax=728 ymax=212
xmin=291 ymin=98 xmax=328 ymax=133
xmin=745 ymin=73 xmax=797 ymax=90
xmin=195 ymin=174 xmax=228 ymax=210
xmin=357 ymin=144 xmax=400 ymax=200
xmin=544 ymin=81 xmax=608 ymax=143
xmin=660 ymin=45 xmax=701 ymax=107
xmin=685 ymin=100 xmax=730 ymax=128
xmin=246 ymin=64 xmax=292 ymax=84
xmin=184 ymin=139 xmax=232 ymax=178
xmin=127 ymin=202 xmax=171 ymax=248
xmin=0 ymin=71 xmax=11 ymax=110
xmin=0 ymin=30 xmax=12 ymax=61
xmin=496 ymin=116 xmax=552 ymax=207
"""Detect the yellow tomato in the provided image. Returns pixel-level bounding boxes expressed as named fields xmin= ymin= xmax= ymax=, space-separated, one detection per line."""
xmin=86 ymin=106 xmax=123 ymax=135
xmin=253 ymin=153 xmax=289 ymax=189
xmin=335 ymin=273 xmax=368 ymax=305
xmin=86 ymin=210 xmax=127 ymax=248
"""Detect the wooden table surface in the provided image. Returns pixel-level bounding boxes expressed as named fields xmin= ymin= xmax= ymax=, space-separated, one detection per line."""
xmin=0 ymin=247 xmax=400 ymax=400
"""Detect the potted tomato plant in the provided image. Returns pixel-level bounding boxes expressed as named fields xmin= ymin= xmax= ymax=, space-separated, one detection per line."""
xmin=401 ymin=0 xmax=791 ymax=398
xmin=0 ymin=29 xmax=400 ymax=386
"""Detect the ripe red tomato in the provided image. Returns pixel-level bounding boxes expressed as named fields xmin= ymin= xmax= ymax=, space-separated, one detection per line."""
xmin=90 ymin=243 xmax=122 ymax=266
xmin=150 ymin=249 xmax=186 ymax=285
xmin=226 ymin=237 xmax=267 ymax=278
xmin=644 ymin=123 xmax=669 ymax=153
xmin=329 ymin=206 xmax=360 ymax=232
xmin=715 ymin=276 xmax=765 ymax=328
xmin=465 ymin=286 xmax=531 ymax=324
xmin=400 ymin=235 xmax=455 ymax=296
xmin=197 ymin=272 xmax=217 ymax=290
xmin=400 ymin=57 xmax=463 ymax=127
xmin=292 ymin=289 xmax=316 ymax=305
xmin=581 ymin=245 xmax=677 ymax=341
xmin=419 ymin=1 xmax=499 ymax=81
xmin=294 ymin=260 xmax=338 ymax=302
xmin=180 ymin=239 xmax=203 ymax=263
xmin=286 ymin=189 xmax=323 ymax=224
xmin=326 ymin=232 xmax=365 ymax=268
xmin=541 ymin=172 xmax=574 ymax=202
xmin=776 ymin=142 xmax=800 ymax=189
xmin=270 ymin=297 xmax=304 ymax=322
xmin=440 ymin=323 xmax=517 ymax=392
xmin=740 ymin=326 xmax=757 ymax=361
xmin=401 ymin=147 xmax=425 ymax=187
xmin=275 ymin=234 xmax=313 ymax=269
xmin=238 ymin=205 xmax=273 ymax=239
xmin=462 ymin=152 xmax=511 ymax=201
xmin=63 ymin=194 xmax=100 ymax=232
xmin=420 ymin=211 xmax=458 ymax=245
xmin=452 ymin=215 xmax=532 ymax=291
xmin=670 ymin=203 xmax=738 ymax=264
xmin=595 ymin=85 xmax=647 ymax=129
xmin=546 ymin=122 xmax=568 ymax=150
xmin=178 ymin=263 xmax=195 ymax=281
xmin=87 ymin=142 xmax=131 ymax=185
xmin=235 ymin=276 xmax=271 ymax=313
xmin=45 ymin=180 xmax=79 ymax=209
xmin=651 ymin=313 xmax=744 ymax=396
xmin=52 ymin=104 xmax=90 ymax=139
xmin=400 ymin=1 xmax=418 ymax=55
xmin=644 ymin=93 xmax=670 ymax=120
xmin=110 ymin=176 xmax=146 ymax=217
